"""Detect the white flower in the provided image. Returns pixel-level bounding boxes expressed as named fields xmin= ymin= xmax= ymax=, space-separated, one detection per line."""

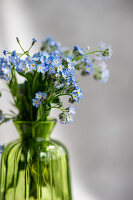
xmin=69 ymin=106 xmax=76 ymax=115
xmin=100 ymin=69 xmax=110 ymax=83
xmin=98 ymin=61 xmax=107 ymax=72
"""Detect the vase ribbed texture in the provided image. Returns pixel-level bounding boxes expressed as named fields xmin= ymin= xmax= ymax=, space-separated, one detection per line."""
xmin=0 ymin=120 xmax=72 ymax=200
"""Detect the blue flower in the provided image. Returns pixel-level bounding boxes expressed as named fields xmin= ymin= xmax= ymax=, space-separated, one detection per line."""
xmin=32 ymin=38 xmax=37 ymax=43
xmin=46 ymin=37 xmax=55 ymax=46
xmin=69 ymin=106 xmax=76 ymax=115
xmin=35 ymin=92 xmax=43 ymax=99
xmin=68 ymin=74 xmax=75 ymax=84
xmin=48 ymin=38 xmax=57 ymax=46
xmin=35 ymin=92 xmax=47 ymax=100
xmin=3 ymin=50 xmax=7 ymax=55
xmin=85 ymin=61 xmax=93 ymax=74
xmin=59 ymin=112 xmax=74 ymax=124
xmin=29 ymin=61 xmax=37 ymax=71
xmin=32 ymin=52 xmax=42 ymax=62
xmin=61 ymin=71 xmax=67 ymax=79
xmin=52 ymin=57 xmax=62 ymax=67
xmin=33 ymin=52 xmax=41 ymax=58
xmin=73 ymin=46 xmax=86 ymax=55
xmin=78 ymin=48 xmax=86 ymax=55
xmin=15 ymin=57 xmax=21 ymax=65
xmin=67 ymin=62 xmax=75 ymax=71
xmin=65 ymin=56 xmax=72 ymax=63
xmin=16 ymin=61 xmax=26 ymax=72
xmin=32 ymin=98 xmax=41 ymax=108
xmin=73 ymin=45 xmax=79 ymax=51
xmin=51 ymin=51 xmax=60 ymax=57
xmin=3 ymin=73 xmax=12 ymax=80
xmin=48 ymin=65 xmax=55 ymax=74
xmin=0 ymin=58 xmax=7 ymax=66
xmin=42 ymin=52 xmax=50 ymax=63
xmin=43 ymin=37 xmax=62 ymax=51
xmin=47 ymin=37 xmax=59 ymax=47
xmin=72 ymin=92 xmax=78 ymax=101
xmin=45 ymin=56 xmax=52 ymax=65
xmin=32 ymin=57 xmax=39 ymax=62
xmin=11 ymin=50 xmax=17 ymax=57
xmin=2 ymin=64 xmax=11 ymax=74
xmin=42 ymin=51 xmax=49 ymax=58
xmin=41 ymin=92 xmax=47 ymax=100
xmin=85 ymin=65 xmax=93 ymax=74
xmin=55 ymin=73 xmax=60 ymax=78
xmin=37 ymin=64 xmax=45 ymax=73
xmin=72 ymin=87 xmax=83 ymax=103
xmin=8 ymin=56 xmax=20 ymax=66
xmin=57 ymin=64 xmax=64 ymax=73
xmin=25 ymin=56 xmax=32 ymax=64
xmin=66 ymin=114 xmax=74 ymax=123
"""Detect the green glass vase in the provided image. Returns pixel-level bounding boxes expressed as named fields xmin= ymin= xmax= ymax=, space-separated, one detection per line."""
xmin=0 ymin=120 xmax=72 ymax=200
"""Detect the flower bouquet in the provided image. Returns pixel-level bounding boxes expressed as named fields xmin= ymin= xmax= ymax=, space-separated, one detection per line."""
xmin=0 ymin=37 xmax=112 ymax=200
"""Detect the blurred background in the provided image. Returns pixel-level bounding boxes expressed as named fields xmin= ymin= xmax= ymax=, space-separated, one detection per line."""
xmin=0 ymin=0 xmax=133 ymax=199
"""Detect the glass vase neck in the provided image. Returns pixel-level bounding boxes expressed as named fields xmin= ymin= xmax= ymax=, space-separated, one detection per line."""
xmin=13 ymin=119 xmax=56 ymax=140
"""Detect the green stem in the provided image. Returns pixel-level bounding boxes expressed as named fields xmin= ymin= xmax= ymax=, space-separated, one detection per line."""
xmin=49 ymin=93 xmax=71 ymax=103
xmin=27 ymin=44 xmax=34 ymax=52
xmin=19 ymin=44 xmax=25 ymax=53
xmin=7 ymin=52 xmax=22 ymax=56
xmin=19 ymin=51 xmax=30 ymax=58
xmin=30 ymin=72 xmax=39 ymax=120
xmin=72 ymin=50 xmax=103 ymax=61
xmin=32 ymin=72 xmax=38 ymax=93
xmin=16 ymin=37 xmax=25 ymax=53
xmin=50 ymin=106 xmax=67 ymax=113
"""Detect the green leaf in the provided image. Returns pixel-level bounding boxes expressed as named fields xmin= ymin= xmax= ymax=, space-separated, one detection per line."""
xmin=37 ymin=104 xmax=46 ymax=121
xmin=37 ymin=103 xmax=51 ymax=121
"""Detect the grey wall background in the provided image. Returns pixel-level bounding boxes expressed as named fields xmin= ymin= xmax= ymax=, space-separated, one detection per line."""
xmin=0 ymin=0 xmax=133 ymax=200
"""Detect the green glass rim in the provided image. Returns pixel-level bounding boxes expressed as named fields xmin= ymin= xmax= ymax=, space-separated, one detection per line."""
xmin=13 ymin=119 xmax=57 ymax=125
